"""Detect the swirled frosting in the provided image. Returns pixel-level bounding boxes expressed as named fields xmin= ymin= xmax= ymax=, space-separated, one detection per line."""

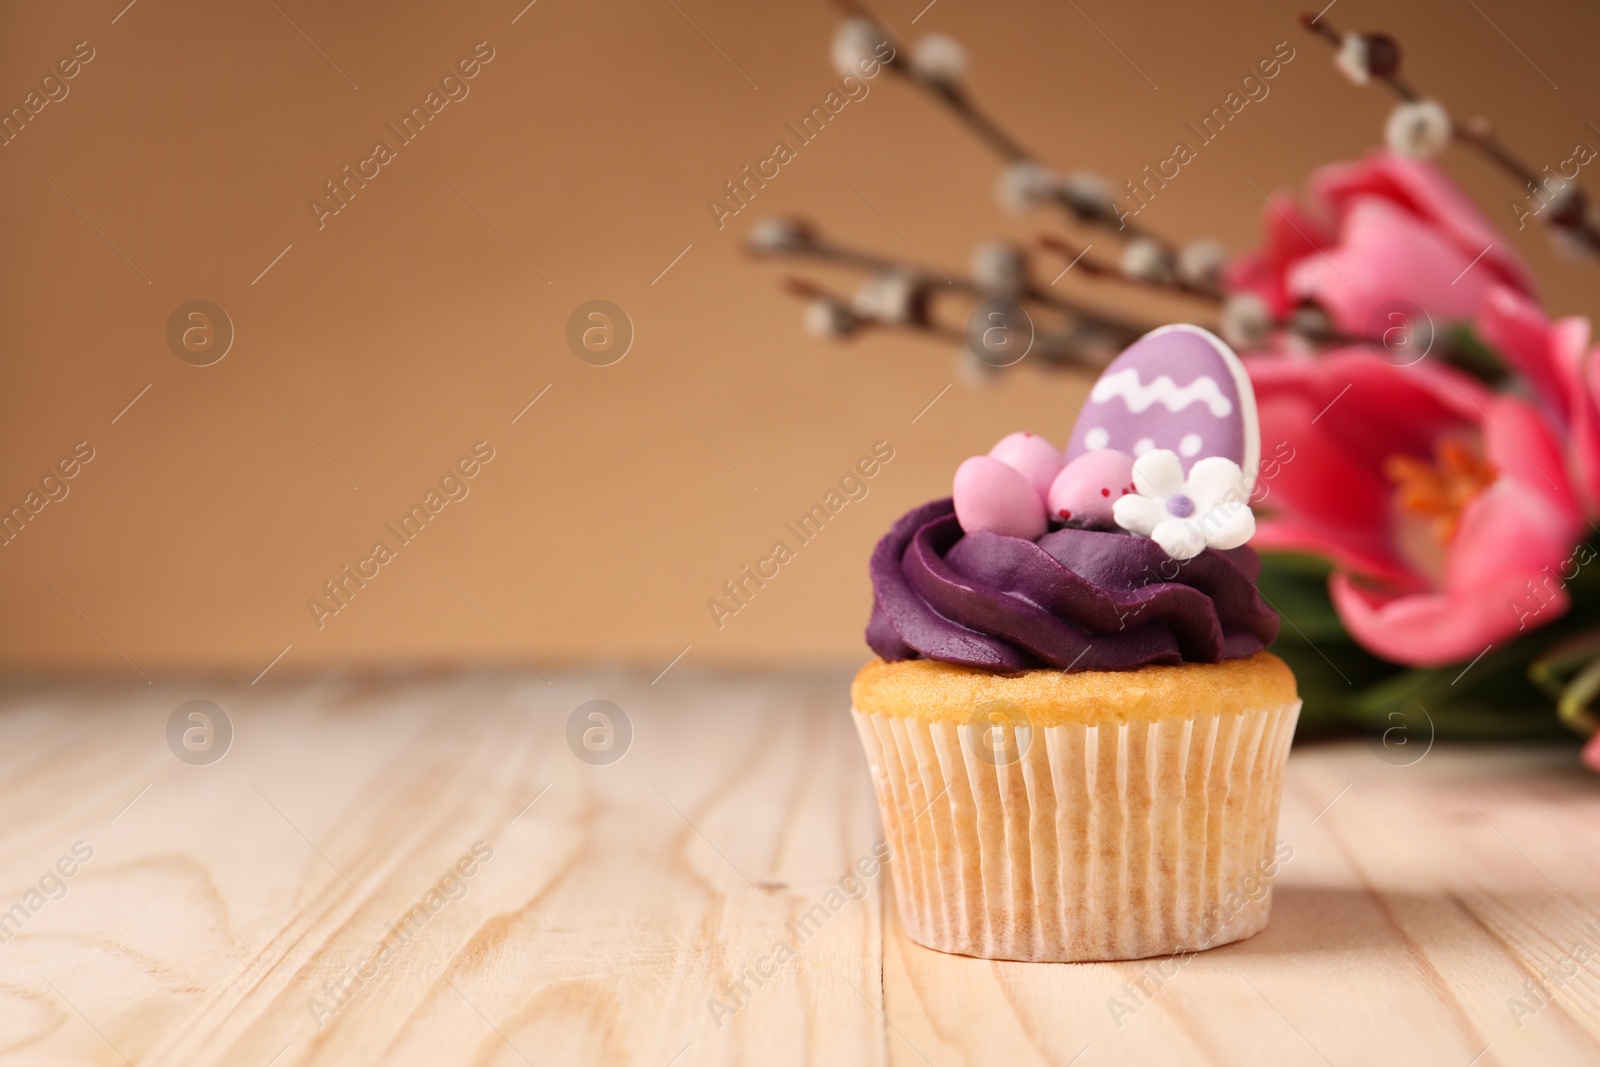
xmin=865 ymin=498 xmax=1279 ymax=673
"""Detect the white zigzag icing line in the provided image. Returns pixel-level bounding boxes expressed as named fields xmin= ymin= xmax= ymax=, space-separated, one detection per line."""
xmin=1089 ymin=368 xmax=1233 ymax=417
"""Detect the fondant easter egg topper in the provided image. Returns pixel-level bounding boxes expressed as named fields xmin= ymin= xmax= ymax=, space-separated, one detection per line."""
xmin=951 ymin=324 xmax=1262 ymax=561
xmin=1064 ymin=324 xmax=1260 ymax=494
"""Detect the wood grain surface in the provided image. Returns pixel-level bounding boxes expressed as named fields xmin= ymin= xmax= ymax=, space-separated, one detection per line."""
xmin=2 ymin=671 xmax=1598 ymax=1066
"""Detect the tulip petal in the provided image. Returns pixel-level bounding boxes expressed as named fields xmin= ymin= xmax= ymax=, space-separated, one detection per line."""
xmin=1287 ymin=199 xmax=1502 ymax=335
xmin=1474 ymin=395 xmax=1580 ymax=520
xmin=1254 ymin=515 xmax=1420 ymax=587
xmin=1530 ymin=310 xmax=1600 ymax=515
xmin=1475 ymin=286 xmax=1575 ymax=420
xmin=1327 ymin=398 xmax=1583 ymax=668
xmin=1312 ymin=152 xmax=1538 ymax=298
xmin=1572 ymin=347 xmax=1600 ymax=514
xmin=1330 ymin=570 xmax=1567 ymax=667
xmin=1446 ymin=482 xmax=1578 ymax=602
xmin=1225 ymin=192 xmax=1335 ymax=317
xmin=1247 ymin=352 xmax=1492 ymax=583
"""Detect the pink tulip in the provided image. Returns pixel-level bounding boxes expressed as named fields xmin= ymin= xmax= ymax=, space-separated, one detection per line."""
xmin=1228 ymin=152 xmax=1537 ymax=336
xmin=1227 ymin=194 xmax=1332 ymax=319
xmin=1248 ymin=351 xmax=1583 ymax=666
xmin=1474 ymin=284 xmax=1600 ymax=514
xmin=1583 ymin=732 xmax=1600 ymax=774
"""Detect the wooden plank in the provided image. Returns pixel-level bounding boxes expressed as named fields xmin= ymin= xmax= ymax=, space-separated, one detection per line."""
xmin=2 ymin=676 xmax=1599 ymax=1065
xmin=0 ymin=673 xmax=886 ymax=1066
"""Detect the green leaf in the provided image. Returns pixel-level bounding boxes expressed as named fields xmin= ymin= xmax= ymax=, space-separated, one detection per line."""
xmin=1441 ymin=323 xmax=1510 ymax=385
xmin=1253 ymin=552 xmax=1348 ymax=644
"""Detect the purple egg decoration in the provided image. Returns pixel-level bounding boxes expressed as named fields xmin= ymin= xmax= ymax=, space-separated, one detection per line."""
xmin=1064 ymin=324 xmax=1260 ymax=492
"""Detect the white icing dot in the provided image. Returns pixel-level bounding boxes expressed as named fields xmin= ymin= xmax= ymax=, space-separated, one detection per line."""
xmin=1133 ymin=437 xmax=1155 ymax=456
xmin=1179 ymin=433 xmax=1202 ymax=457
xmin=1084 ymin=427 xmax=1109 ymax=450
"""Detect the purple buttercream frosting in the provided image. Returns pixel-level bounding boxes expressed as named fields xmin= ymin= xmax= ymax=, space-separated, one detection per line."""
xmin=865 ymin=498 xmax=1279 ymax=673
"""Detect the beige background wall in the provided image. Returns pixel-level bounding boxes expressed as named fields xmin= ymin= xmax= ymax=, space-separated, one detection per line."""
xmin=2 ymin=0 xmax=1597 ymax=675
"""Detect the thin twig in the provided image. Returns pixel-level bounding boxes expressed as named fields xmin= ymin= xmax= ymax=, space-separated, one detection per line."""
xmin=832 ymin=0 xmax=1179 ymax=256
xmin=754 ymin=232 xmax=1156 ymax=339
xmin=781 ymin=276 xmax=1105 ymax=367
xmin=1036 ymin=234 xmax=1223 ymax=303
xmin=1301 ymin=12 xmax=1600 ymax=254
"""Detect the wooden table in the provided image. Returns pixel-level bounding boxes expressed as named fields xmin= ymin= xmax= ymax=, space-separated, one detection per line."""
xmin=2 ymin=671 xmax=1598 ymax=1066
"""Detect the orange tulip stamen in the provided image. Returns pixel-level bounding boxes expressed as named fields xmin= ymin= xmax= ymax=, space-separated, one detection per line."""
xmin=1383 ymin=439 xmax=1497 ymax=544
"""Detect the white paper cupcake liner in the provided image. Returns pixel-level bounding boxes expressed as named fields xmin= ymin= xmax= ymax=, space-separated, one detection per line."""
xmin=852 ymin=698 xmax=1301 ymax=962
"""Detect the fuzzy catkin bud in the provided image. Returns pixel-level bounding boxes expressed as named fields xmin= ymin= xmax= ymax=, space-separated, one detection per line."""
xmin=1386 ymin=99 xmax=1452 ymax=160
xmin=805 ymin=298 xmax=859 ymax=339
xmin=972 ymin=241 xmax=1028 ymax=299
xmin=853 ymin=273 xmax=921 ymax=325
xmin=831 ymin=19 xmax=888 ymax=79
xmin=910 ymin=34 xmax=966 ymax=86
xmin=1060 ymin=172 xmax=1115 ymax=220
xmin=1221 ymin=293 xmax=1272 ymax=350
xmin=1176 ymin=239 xmax=1227 ymax=290
xmin=748 ymin=216 xmax=814 ymax=254
xmin=996 ymin=161 xmax=1058 ymax=215
xmin=1121 ymin=238 xmax=1173 ymax=284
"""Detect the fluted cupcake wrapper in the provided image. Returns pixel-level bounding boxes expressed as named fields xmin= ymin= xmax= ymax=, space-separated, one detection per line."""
xmin=852 ymin=699 xmax=1301 ymax=962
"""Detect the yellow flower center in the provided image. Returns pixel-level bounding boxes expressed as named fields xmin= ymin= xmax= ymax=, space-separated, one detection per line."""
xmin=1383 ymin=438 xmax=1497 ymax=547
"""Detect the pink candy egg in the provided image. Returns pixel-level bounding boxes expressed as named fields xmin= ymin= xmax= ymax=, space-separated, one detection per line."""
xmin=953 ymin=455 xmax=1047 ymax=540
xmin=988 ymin=431 xmax=1065 ymax=496
xmin=1047 ymin=449 xmax=1136 ymax=529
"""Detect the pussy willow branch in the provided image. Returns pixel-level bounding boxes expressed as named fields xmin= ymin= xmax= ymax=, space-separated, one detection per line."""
xmin=1034 ymin=236 xmax=1465 ymax=354
xmin=1035 ymin=236 xmax=1225 ymax=305
xmin=767 ymin=229 xmax=1478 ymax=372
xmin=1302 ymin=13 xmax=1600 ymax=254
xmin=782 ymin=277 xmax=964 ymax=344
xmin=751 ymin=232 xmax=1160 ymax=341
xmin=831 ymin=0 xmax=1181 ymax=259
xmin=784 ymin=276 xmax=1106 ymax=367
xmin=1031 ymin=238 xmax=1401 ymax=347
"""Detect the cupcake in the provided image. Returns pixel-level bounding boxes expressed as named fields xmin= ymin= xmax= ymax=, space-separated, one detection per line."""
xmin=852 ymin=325 xmax=1301 ymax=962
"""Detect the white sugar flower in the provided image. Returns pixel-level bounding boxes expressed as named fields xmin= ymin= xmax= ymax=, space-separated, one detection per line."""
xmin=1386 ymin=99 xmax=1452 ymax=160
xmin=1113 ymin=450 xmax=1255 ymax=561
